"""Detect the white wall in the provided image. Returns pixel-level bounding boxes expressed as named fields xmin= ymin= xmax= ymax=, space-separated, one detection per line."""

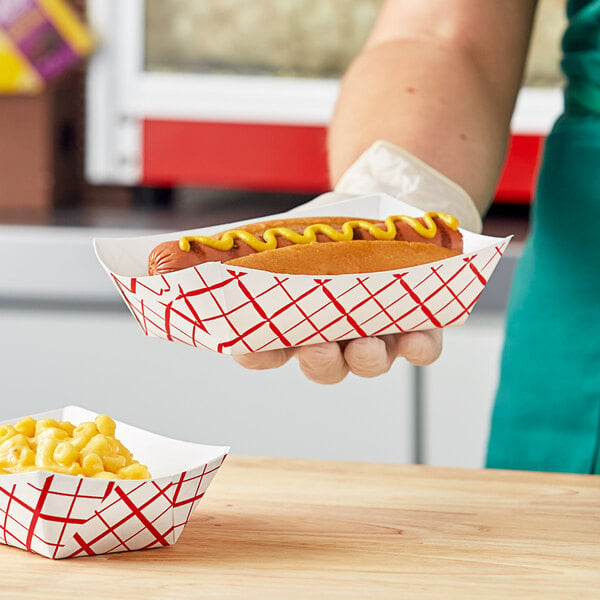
xmin=0 ymin=224 xmax=513 ymax=468
xmin=0 ymin=308 xmax=415 ymax=464
xmin=421 ymin=312 xmax=506 ymax=468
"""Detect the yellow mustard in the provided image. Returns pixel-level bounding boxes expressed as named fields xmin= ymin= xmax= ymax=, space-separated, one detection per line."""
xmin=179 ymin=212 xmax=458 ymax=253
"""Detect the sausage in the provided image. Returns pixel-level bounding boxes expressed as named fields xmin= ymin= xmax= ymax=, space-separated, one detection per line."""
xmin=147 ymin=213 xmax=463 ymax=276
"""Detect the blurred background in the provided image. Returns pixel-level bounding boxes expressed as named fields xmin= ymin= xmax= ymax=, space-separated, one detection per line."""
xmin=0 ymin=0 xmax=566 ymax=468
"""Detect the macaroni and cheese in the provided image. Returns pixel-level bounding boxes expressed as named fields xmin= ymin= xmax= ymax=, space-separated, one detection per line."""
xmin=0 ymin=415 xmax=151 ymax=479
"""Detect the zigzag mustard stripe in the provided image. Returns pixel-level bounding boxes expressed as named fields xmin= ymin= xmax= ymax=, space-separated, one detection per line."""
xmin=179 ymin=212 xmax=458 ymax=253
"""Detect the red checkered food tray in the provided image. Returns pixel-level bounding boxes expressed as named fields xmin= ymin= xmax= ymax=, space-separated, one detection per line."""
xmin=0 ymin=406 xmax=228 ymax=559
xmin=95 ymin=194 xmax=511 ymax=355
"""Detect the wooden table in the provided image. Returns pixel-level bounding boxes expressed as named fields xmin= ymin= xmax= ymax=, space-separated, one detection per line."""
xmin=3 ymin=456 xmax=599 ymax=599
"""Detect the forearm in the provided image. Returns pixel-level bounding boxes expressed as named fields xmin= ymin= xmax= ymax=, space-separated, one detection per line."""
xmin=328 ymin=2 xmax=537 ymax=216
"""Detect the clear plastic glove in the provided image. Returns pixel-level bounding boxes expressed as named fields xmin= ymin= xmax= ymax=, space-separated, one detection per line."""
xmin=296 ymin=140 xmax=482 ymax=232
xmin=233 ymin=141 xmax=481 ymax=384
xmin=234 ymin=330 xmax=443 ymax=384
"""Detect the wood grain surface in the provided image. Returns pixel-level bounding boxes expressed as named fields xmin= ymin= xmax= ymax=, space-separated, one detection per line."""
xmin=2 ymin=456 xmax=599 ymax=599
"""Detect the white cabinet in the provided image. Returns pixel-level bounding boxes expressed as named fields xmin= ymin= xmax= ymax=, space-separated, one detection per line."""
xmin=0 ymin=224 xmax=516 ymax=467
xmin=0 ymin=308 xmax=415 ymax=464
xmin=421 ymin=312 xmax=506 ymax=469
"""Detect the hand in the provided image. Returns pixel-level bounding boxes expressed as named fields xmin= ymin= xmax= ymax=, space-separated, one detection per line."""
xmin=233 ymin=330 xmax=443 ymax=384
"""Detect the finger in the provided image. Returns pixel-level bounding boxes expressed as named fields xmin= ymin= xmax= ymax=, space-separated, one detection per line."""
xmin=343 ymin=336 xmax=394 ymax=378
xmin=296 ymin=342 xmax=349 ymax=384
xmin=233 ymin=348 xmax=295 ymax=370
xmin=395 ymin=329 xmax=443 ymax=366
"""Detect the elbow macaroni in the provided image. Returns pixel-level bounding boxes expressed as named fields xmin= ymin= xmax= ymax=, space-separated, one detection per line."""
xmin=0 ymin=415 xmax=151 ymax=479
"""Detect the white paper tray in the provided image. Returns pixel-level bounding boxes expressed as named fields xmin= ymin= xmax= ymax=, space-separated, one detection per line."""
xmin=0 ymin=406 xmax=229 ymax=559
xmin=94 ymin=194 xmax=511 ymax=355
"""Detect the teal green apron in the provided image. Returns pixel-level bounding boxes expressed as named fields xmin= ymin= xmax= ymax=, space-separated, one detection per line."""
xmin=486 ymin=0 xmax=600 ymax=473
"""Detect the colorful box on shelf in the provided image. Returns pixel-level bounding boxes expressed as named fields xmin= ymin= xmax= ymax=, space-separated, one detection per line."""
xmin=0 ymin=0 xmax=93 ymax=94
xmin=0 ymin=406 xmax=228 ymax=559
xmin=95 ymin=194 xmax=511 ymax=355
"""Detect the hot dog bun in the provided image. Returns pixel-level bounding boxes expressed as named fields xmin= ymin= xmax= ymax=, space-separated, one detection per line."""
xmin=148 ymin=213 xmax=463 ymax=276
xmin=226 ymin=240 xmax=461 ymax=275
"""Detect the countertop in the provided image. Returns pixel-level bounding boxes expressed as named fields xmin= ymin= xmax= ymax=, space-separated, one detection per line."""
xmin=2 ymin=456 xmax=599 ymax=599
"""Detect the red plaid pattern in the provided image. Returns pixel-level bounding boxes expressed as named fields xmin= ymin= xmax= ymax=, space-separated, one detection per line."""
xmin=111 ymin=242 xmax=509 ymax=355
xmin=0 ymin=455 xmax=226 ymax=559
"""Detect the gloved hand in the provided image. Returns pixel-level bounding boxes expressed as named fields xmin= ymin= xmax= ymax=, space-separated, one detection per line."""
xmin=233 ymin=141 xmax=481 ymax=384
xmin=294 ymin=140 xmax=482 ymax=232
xmin=234 ymin=330 xmax=443 ymax=384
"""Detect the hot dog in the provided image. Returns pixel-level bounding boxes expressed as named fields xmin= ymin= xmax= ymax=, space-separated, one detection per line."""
xmin=147 ymin=212 xmax=463 ymax=276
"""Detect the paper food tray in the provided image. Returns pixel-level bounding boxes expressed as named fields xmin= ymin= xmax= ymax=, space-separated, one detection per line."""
xmin=94 ymin=194 xmax=511 ymax=355
xmin=0 ymin=406 xmax=229 ymax=559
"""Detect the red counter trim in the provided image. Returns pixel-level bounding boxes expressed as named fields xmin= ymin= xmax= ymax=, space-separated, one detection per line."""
xmin=142 ymin=120 xmax=544 ymax=203
xmin=143 ymin=120 xmax=329 ymax=192
xmin=495 ymin=134 xmax=544 ymax=204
